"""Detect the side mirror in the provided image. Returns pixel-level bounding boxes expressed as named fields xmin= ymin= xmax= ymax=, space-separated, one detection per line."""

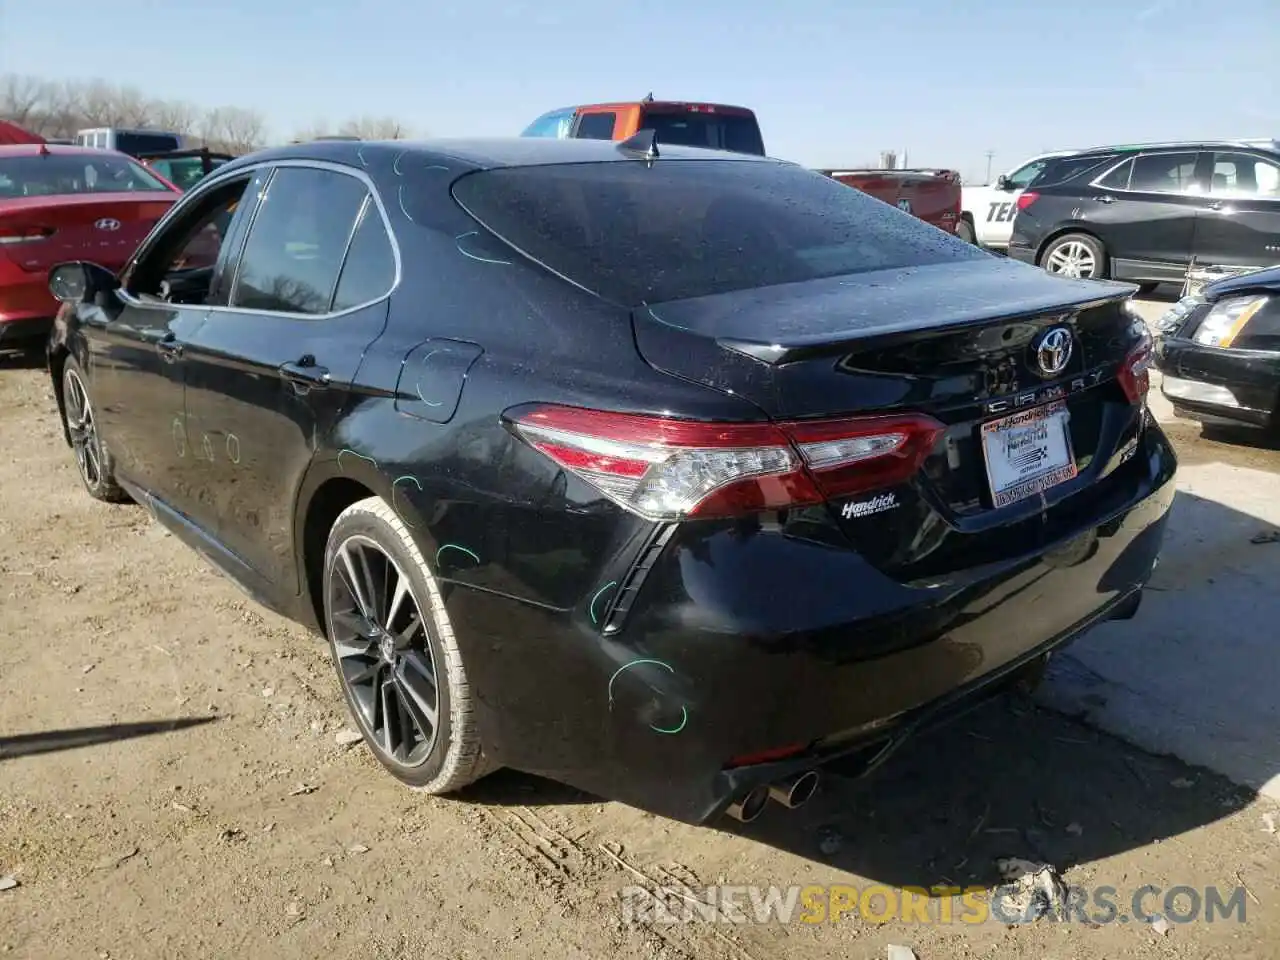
xmin=48 ymin=261 xmax=118 ymax=304
xmin=995 ymin=174 xmax=1013 ymax=191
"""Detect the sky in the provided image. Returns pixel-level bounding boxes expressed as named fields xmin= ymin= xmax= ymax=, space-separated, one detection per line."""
xmin=2 ymin=0 xmax=1277 ymax=184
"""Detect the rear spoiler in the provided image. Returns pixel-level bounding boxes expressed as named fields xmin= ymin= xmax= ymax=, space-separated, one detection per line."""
xmin=818 ymin=168 xmax=961 ymax=181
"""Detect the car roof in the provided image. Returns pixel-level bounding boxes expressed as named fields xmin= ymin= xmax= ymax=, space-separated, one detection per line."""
xmin=221 ymin=136 xmax=780 ymax=174
xmin=0 ymin=143 xmax=133 ymax=159
xmin=1072 ymin=138 xmax=1280 ymax=156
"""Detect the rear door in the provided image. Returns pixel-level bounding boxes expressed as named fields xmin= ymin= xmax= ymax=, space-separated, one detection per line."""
xmin=177 ymin=161 xmax=397 ymax=594
xmin=1190 ymin=150 xmax=1280 ymax=269
xmin=1085 ymin=150 xmax=1204 ymax=277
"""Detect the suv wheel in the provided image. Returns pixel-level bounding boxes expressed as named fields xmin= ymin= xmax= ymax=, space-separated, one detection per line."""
xmin=1041 ymin=233 xmax=1107 ymax=280
xmin=322 ymin=495 xmax=485 ymax=793
xmin=60 ymin=358 xmax=128 ymax=503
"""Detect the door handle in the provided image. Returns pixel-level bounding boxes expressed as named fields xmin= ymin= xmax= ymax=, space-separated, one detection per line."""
xmin=279 ymin=357 xmax=331 ymax=392
xmin=155 ymin=333 xmax=183 ymax=363
xmin=1095 ymin=194 xmax=1117 ymax=204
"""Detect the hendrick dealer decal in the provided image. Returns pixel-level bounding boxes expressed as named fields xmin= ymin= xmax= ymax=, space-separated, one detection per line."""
xmin=840 ymin=492 xmax=899 ymax=519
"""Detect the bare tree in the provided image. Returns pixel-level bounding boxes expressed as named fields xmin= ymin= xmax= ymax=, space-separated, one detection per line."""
xmin=149 ymin=99 xmax=200 ymax=135
xmin=200 ymin=106 xmax=265 ymax=153
xmin=337 ymin=115 xmax=413 ymax=140
xmin=0 ymin=74 xmax=49 ymax=127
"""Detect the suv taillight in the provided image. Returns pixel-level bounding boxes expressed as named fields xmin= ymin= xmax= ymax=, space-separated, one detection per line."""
xmin=1016 ymin=192 xmax=1039 ymax=211
xmin=505 ymin=405 xmax=944 ymax=521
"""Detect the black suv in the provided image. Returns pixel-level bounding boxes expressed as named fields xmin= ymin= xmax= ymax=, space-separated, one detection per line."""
xmin=1009 ymin=140 xmax=1280 ymax=291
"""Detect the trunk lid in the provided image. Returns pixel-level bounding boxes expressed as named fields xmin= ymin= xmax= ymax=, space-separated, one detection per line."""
xmin=0 ymin=192 xmax=175 ymax=274
xmin=633 ymin=258 xmax=1152 ymax=580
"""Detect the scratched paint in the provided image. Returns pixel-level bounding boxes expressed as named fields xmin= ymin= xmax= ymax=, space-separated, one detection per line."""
xmin=606 ymin=658 xmax=689 ymax=735
xmin=414 ymin=349 xmax=445 ymax=407
xmin=435 ymin=543 xmax=480 ymax=568
xmin=455 ymin=231 xmax=513 ymax=266
xmin=171 ymin=416 xmax=186 ymax=458
xmin=200 ymin=433 xmax=214 ymax=462
xmin=225 ymin=433 xmax=241 ymax=465
xmin=391 ymin=475 xmax=422 ymax=527
xmin=337 ymin=449 xmax=377 ymax=473
xmin=589 ymin=581 xmax=617 ymax=625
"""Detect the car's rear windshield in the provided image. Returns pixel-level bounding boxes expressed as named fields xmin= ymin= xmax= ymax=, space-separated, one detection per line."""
xmin=0 ymin=153 xmax=171 ymax=198
xmin=451 ymin=159 xmax=983 ymax=306
xmin=640 ymin=110 xmax=765 ymax=156
xmin=115 ymin=132 xmax=182 ymax=156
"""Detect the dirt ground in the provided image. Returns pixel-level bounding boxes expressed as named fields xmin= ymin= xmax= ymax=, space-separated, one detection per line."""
xmin=2 ymin=344 xmax=1279 ymax=960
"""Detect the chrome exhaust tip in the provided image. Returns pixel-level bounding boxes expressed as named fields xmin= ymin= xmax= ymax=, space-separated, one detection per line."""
xmin=725 ymin=784 xmax=770 ymax=823
xmin=768 ymin=770 xmax=820 ymax=809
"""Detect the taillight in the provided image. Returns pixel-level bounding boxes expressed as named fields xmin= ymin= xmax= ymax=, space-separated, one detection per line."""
xmin=504 ymin=404 xmax=944 ymax=521
xmin=1117 ymin=332 xmax=1153 ymax=404
xmin=0 ymin=225 xmax=55 ymax=245
xmin=1015 ymin=192 xmax=1039 ymax=211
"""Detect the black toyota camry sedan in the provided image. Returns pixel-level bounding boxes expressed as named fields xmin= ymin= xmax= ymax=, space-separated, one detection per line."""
xmin=45 ymin=135 xmax=1177 ymax=826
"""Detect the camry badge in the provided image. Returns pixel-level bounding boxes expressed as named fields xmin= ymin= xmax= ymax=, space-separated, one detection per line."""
xmin=1035 ymin=326 xmax=1073 ymax=378
xmin=94 ymin=218 xmax=121 ymax=231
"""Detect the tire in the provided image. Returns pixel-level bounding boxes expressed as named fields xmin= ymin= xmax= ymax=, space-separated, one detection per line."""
xmin=321 ymin=495 xmax=485 ymax=793
xmin=60 ymin=358 xmax=128 ymax=503
xmin=957 ymin=219 xmax=977 ymax=244
xmin=1040 ymin=232 xmax=1108 ymax=280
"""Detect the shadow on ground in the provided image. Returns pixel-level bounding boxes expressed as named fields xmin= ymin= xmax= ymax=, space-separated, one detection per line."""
xmin=0 ymin=716 xmax=220 ymax=761
xmin=0 ymin=345 xmax=44 ymax=370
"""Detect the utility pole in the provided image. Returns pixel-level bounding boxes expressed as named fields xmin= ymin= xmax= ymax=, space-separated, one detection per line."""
xmin=985 ymin=150 xmax=995 ymax=184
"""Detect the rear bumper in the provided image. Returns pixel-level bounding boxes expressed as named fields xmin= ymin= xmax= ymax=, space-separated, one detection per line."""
xmin=1007 ymin=242 xmax=1037 ymax=266
xmin=0 ymin=263 xmax=58 ymax=340
xmin=1155 ymin=336 xmax=1280 ymax=428
xmin=442 ymin=421 xmax=1178 ymax=824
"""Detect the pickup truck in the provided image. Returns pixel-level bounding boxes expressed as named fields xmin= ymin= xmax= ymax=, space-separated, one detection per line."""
xmin=818 ymin=167 xmax=963 ymax=234
xmin=522 ymin=97 xmax=766 ymax=156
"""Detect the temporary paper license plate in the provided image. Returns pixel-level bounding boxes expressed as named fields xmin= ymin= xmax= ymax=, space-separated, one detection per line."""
xmin=980 ymin=401 xmax=1077 ymax=508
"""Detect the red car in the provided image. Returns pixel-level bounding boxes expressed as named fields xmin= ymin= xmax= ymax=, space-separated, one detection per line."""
xmin=0 ymin=144 xmax=180 ymax=347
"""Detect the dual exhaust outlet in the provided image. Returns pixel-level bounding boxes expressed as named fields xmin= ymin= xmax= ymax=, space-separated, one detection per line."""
xmin=725 ymin=769 xmax=820 ymax=823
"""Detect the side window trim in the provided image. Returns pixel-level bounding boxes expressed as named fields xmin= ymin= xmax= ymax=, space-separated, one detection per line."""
xmin=326 ymin=193 xmax=375 ymax=313
xmin=221 ymin=159 xmax=401 ymax=321
xmin=1090 ymin=155 xmax=1133 ymax=191
xmin=224 ymin=165 xmax=280 ymax=310
xmin=209 ymin=167 xmax=273 ymax=307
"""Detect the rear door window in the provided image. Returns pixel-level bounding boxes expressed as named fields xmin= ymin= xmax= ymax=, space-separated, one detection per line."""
xmin=521 ymin=109 xmax=575 ymax=139
xmin=230 ymin=166 xmax=370 ymax=315
xmin=640 ymin=111 xmax=765 ymax=156
xmin=574 ymin=112 xmax=617 ymax=140
xmin=1128 ymin=152 xmax=1201 ymax=194
xmin=451 ymin=159 xmax=986 ymax=307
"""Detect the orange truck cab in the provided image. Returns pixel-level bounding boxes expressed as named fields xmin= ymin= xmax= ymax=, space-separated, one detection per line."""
xmin=521 ymin=97 xmax=766 ymax=156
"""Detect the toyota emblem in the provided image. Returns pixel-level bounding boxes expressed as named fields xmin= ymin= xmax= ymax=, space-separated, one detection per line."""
xmin=1035 ymin=326 xmax=1074 ymax=378
xmin=94 ymin=218 xmax=121 ymax=232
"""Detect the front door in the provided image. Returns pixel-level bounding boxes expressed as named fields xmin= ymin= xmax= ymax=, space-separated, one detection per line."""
xmin=1190 ymin=150 xmax=1280 ymax=270
xmin=86 ymin=172 xmax=254 ymax=511
xmin=179 ymin=162 xmax=398 ymax=594
xmin=1088 ymin=150 xmax=1204 ymax=281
